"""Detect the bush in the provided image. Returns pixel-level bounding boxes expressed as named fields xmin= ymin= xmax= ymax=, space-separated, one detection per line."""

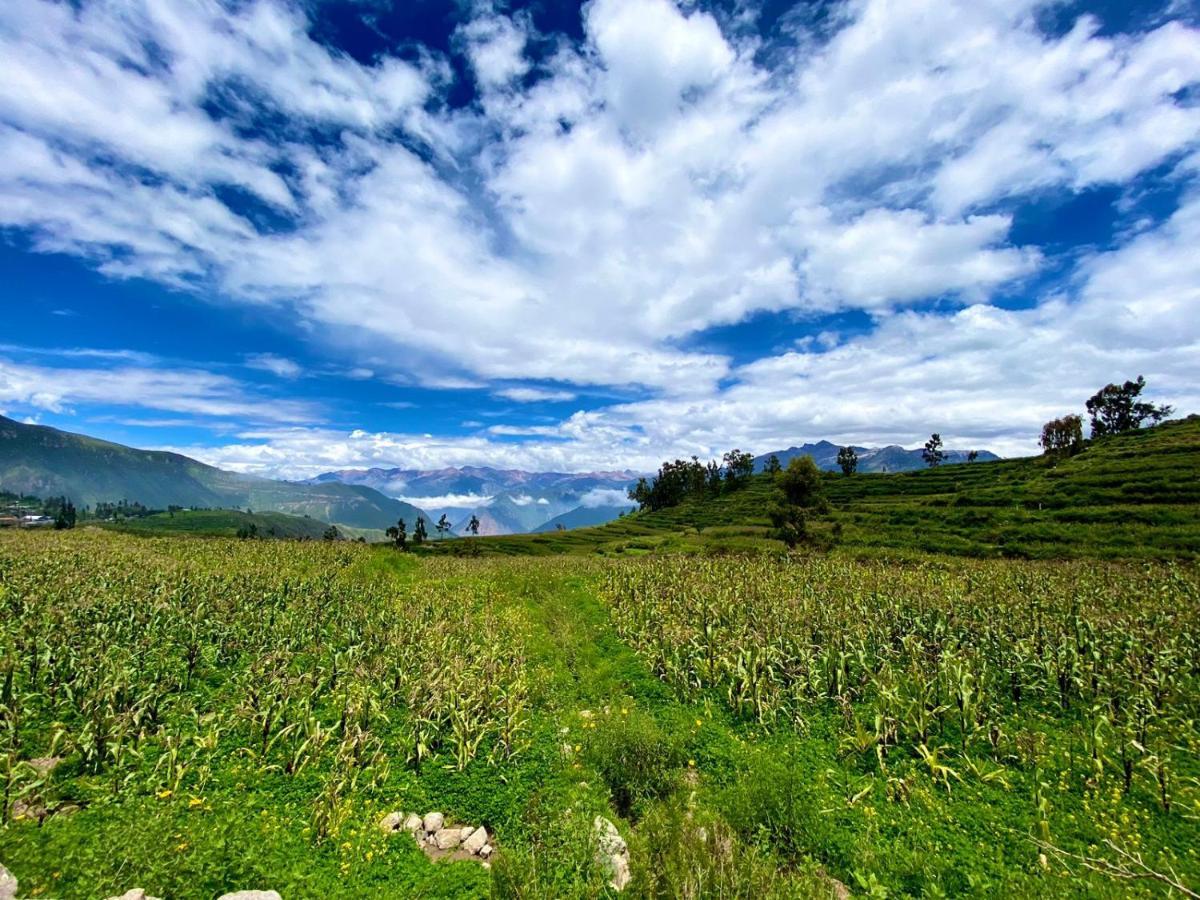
xmin=630 ymin=799 xmax=829 ymax=898
xmin=585 ymin=710 xmax=682 ymax=819
xmin=720 ymin=754 xmax=857 ymax=876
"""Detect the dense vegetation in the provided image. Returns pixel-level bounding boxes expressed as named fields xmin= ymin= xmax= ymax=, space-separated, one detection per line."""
xmin=2 ymin=531 xmax=1197 ymax=897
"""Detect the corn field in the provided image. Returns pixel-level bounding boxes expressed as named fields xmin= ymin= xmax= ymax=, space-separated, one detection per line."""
xmin=603 ymin=556 xmax=1200 ymax=827
xmin=0 ymin=531 xmax=530 ymax=841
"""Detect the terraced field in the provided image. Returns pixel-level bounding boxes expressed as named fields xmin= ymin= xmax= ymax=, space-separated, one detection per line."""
xmin=430 ymin=417 xmax=1200 ymax=559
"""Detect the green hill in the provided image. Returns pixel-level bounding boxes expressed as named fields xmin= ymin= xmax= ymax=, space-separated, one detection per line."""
xmin=0 ymin=415 xmax=433 ymax=533
xmin=96 ymin=508 xmax=336 ymax=540
xmin=430 ymin=417 xmax=1200 ymax=560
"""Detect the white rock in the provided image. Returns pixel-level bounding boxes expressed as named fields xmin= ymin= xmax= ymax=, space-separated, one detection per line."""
xmin=593 ymin=817 xmax=631 ymax=892
xmin=403 ymin=813 xmax=423 ymax=833
xmin=479 ymin=844 xmax=493 ymax=859
xmin=423 ymin=811 xmax=444 ymax=833
xmin=434 ymin=827 xmax=463 ymax=850
xmin=217 ymin=893 xmax=282 ymax=900
xmin=107 ymin=891 xmax=163 ymax=900
xmin=462 ymin=826 xmax=489 ymax=855
xmin=459 ymin=826 xmax=475 ymax=843
xmin=379 ymin=811 xmax=403 ymax=833
xmin=0 ymin=864 xmax=17 ymax=900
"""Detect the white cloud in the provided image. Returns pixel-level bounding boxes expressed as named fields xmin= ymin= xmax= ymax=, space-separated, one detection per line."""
xmin=396 ymin=492 xmax=494 ymax=509
xmin=496 ymin=386 xmax=577 ymax=402
xmin=2 ymin=0 xmax=1199 ymax=469
xmin=246 ymin=354 xmax=303 ymax=379
xmin=459 ymin=10 xmax=530 ymax=89
xmin=0 ymin=356 xmax=316 ymax=424
xmin=580 ymin=487 xmax=634 ymax=508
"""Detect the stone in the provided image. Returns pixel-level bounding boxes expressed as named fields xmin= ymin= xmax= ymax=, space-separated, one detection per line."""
xmin=459 ymin=826 xmax=475 ymax=843
xmin=593 ymin=816 xmax=631 ymax=892
xmin=0 ymin=863 xmax=17 ymax=900
xmin=29 ymin=757 xmax=61 ymax=777
xmin=217 ymin=892 xmax=282 ymax=900
xmin=479 ymin=844 xmax=493 ymax=859
xmin=403 ymin=813 xmax=423 ymax=833
xmin=462 ymin=825 xmax=488 ymax=855
xmin=106 ymin=891 xmax=163 ymax=900
xmin=423 ymin=811 xmax=444 ymax=833
xmin=434 ymin=827 xmax=463 ymax=850
xmin=379 ymin=811 xmax=404 ymax=833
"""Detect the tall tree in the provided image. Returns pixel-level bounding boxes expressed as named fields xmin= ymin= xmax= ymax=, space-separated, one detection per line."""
xmin=436 ymin=514 xmax=451 ymax=539
xmin=922 ymin=433 xmax=945 ymax=467
xmin=322 ymin=525 xmax=340 ymax=542
xmin=467 ymin=514 xmax=480 ymax=536
xmin=413 ymin=517 xmax=427 ymax=545
xmin=1040 ymin=415 xmax=1084 ymax=458
xmin=385 ymin=518 xmax=407 ymax=550
xmin=763 ymin=454 xmax=782 ymax=475
xmin=1085 ymin=376 xmax=1173 ymax=437
xmin=966 ymin=450 xmax=979 ymax=463
xmin=721 ymin=449 xmax=755 ymax=489
xmin=837 ymin=446 xmax=858 ymax=476
xmin=769 ymin=456 xmax=829 ymax=548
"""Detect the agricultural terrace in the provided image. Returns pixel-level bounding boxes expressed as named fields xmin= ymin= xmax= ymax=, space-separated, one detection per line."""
xmin=1 ymin=530 xmax=1197 ymax=897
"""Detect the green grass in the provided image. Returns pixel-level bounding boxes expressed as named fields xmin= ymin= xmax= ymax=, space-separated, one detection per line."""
xmin=96 ymin=508 xmax=335 ymax=540
xmin=426 ymin=416 xmax=1200 ymax=560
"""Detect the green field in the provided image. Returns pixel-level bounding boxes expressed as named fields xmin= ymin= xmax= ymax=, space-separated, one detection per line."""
xmin=1 ymin=526 xmax=1198 ymax=898
xmin=96 ymin=508 xmax=340 ymax=541
xmin=427 ymin=417 xmax=1200 ymax=560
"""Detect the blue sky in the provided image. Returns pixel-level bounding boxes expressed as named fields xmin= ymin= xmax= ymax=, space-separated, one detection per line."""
xmin=1 ymin=0 xmax=1198 ymax=476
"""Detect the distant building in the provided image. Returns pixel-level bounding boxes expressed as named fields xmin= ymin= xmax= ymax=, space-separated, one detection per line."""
xmin=0 ymin=516 xmax=19 ymax=528
xmin=20 ymin=515 xmax=53 ymax=527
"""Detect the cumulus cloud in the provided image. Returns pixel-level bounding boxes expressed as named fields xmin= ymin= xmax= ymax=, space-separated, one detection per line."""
xmin=2 ymin=0 xmax=1199 ymax=471
xmin=0 ymin=356 xmax=315 ymax=424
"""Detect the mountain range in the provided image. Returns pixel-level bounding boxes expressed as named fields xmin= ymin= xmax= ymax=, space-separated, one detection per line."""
xmin=0 ymin=415 xmax=433 ymax=533
xmin=754 ymin=440 xmax=998 ymax=473
xmin=306 ymin=465 xmax=638 ymax=536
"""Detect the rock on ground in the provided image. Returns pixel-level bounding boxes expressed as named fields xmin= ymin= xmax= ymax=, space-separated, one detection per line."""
xmin=0 ymin=863 xmax=17 ymax=900
xmin=379 ymin=811 xmax=404 ymax=833
xmin=593 ymin=816 xmax=632 ymax=892
xmin=462 ymin=826 xmax=489 ymax=855
xmin=434 ymin=827 xmax=463 ymax=850
xmin=423 ymin=811 xmax=444 ymax=833
xmin=403 ymin=813 xmax=423 ymax=833
xmin=106 ymin=890 xmax=163 ymax=900
xmin=217 ymin=892 xmax=282 ymax=900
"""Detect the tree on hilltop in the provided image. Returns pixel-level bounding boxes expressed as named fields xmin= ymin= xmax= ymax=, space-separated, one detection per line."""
xmin=1040 ymin=415 xmax=1084 ymax=458
xmin=1085 ymin=376 xmax=1173 ymax=437
xmin=922 ymin=433 xmax=945 ymax=467
xmin=837 ymin=446 xmax=858 ymax=476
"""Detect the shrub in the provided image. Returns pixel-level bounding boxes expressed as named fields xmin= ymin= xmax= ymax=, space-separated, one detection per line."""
xmin=585 ymin=710 xmax=681 ymax=819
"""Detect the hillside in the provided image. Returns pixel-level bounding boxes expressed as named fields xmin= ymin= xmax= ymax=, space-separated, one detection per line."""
xmin=754 ymin=440 xmax=998 ymax=473
xmin=96 ymin=508 xmax=336 ymax=540
xmin=0 ymin=415 xmax=433 ymax=533
xmin=532 ymin=503 xmax=636 ymax=532
xmin=431 ymin=417 xmax=1200 ymax=559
